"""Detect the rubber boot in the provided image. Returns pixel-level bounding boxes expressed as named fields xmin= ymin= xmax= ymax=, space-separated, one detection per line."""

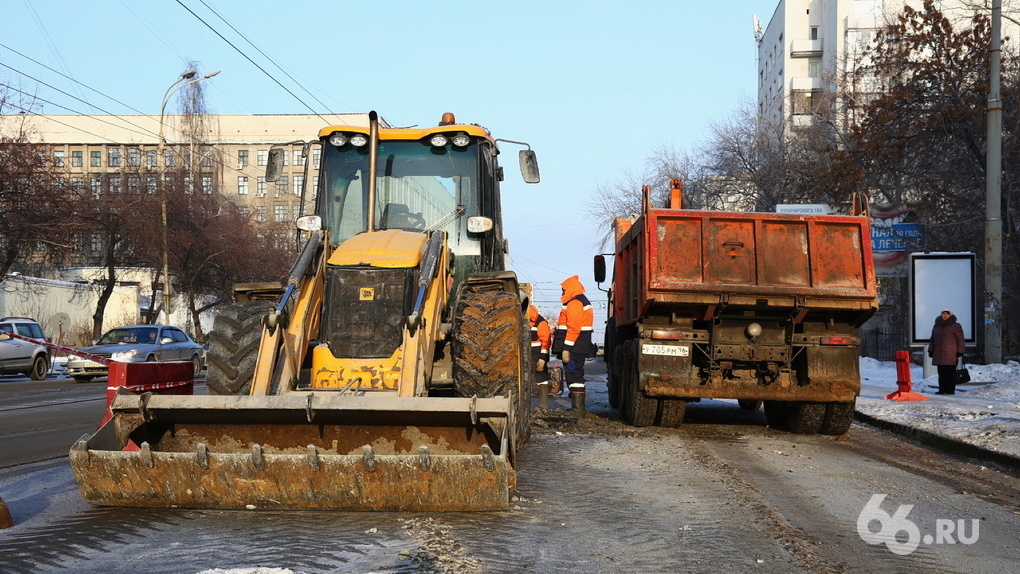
xmin=537 ymin=383 xmax=549 ymax=409
xmin=570 ymin=391 xmax=586 ymax=418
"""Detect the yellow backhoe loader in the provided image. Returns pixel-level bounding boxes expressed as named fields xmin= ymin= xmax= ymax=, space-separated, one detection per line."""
xmin=70 ymin=112 xmax=540 ymax=511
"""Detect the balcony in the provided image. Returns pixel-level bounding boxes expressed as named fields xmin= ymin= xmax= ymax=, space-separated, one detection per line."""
xmin=790 ymin=39 xmax=822 ymax=57
xmin=791 ymin=76 xmax=822 ymax=91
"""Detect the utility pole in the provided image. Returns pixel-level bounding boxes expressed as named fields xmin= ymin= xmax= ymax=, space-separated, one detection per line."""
xmin=985 ymin=0 xmax=1003 ymax=364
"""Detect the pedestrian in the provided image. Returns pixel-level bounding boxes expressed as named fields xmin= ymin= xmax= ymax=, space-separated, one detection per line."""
xmin=552 ymin=275 xmax=594 ymax=416
xmin=929 ymin=309 xmax=965 ymax=395
xmin=528 ymin=304 xmax=552 ymax=409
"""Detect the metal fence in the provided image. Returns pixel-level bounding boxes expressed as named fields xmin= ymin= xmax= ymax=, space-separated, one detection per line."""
xmin=860 ymin=329 xmax=908 ymax=361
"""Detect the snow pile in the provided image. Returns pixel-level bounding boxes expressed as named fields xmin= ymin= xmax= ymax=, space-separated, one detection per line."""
xmin=857 ymin=358 xmax=1020 ymax=459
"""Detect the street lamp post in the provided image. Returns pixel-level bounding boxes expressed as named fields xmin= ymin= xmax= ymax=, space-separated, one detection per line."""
xmin=157 ymin=69 xmax=220 ymax=324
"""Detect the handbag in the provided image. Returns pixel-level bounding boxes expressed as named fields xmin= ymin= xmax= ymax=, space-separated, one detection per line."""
xmin=955 ymin=358 xmax=971 ymax=385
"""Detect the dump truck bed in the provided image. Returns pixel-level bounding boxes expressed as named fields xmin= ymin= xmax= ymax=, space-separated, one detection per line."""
xmin=613 ymin=208 xmax=878 ymax=324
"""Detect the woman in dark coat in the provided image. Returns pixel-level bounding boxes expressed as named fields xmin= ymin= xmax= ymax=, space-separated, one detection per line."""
xmin=929 ymin=309 xmax=966 ymax=394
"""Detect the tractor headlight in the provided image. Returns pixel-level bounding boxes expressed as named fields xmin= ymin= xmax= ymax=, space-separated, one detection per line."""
xmin=349 ymin=134 xmax=368 ymax=147
xmin=451 ymin=132 xmax=471 ymax=147
xmin=328 ymin=133 xmax=347 ymax=147
xmin=429 ymin=134 xmax=449 ymax=147
xmin=746 ymin=323 xmax=763 ymax=339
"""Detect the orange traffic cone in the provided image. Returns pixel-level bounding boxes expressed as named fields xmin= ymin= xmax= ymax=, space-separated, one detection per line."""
xmin=885 ymin=350 xmax=928 ymax=401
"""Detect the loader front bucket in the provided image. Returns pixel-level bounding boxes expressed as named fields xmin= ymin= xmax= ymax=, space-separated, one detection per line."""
xmin=70 ymin=391 xmax=516 ymax=511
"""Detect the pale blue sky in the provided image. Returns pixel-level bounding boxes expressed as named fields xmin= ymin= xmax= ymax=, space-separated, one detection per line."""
xmin=2 ymin=0 xmax=779 ymax=331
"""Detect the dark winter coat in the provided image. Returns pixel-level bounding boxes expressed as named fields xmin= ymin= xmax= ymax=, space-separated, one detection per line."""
xmin=929 ymin=314 xmax=965 ymax=366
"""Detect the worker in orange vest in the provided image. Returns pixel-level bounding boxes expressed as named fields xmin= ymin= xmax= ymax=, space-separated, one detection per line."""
xmin=528 ymin=304 xmax=552 ymax=409
xmin=552 ymin=275 xmax=594 ymax=416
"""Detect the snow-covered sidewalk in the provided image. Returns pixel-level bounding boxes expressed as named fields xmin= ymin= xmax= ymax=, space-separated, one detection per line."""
xmin=857 ymin=358 xmax=1020 ymax=462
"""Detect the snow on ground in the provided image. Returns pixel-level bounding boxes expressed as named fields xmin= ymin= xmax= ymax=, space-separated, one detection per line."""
xmin=858 ymin=358 xmax=1020 ymax=460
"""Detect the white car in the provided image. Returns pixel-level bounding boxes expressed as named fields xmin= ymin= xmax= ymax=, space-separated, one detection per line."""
xmin=0 ymin=317 xmax=51 ymax=380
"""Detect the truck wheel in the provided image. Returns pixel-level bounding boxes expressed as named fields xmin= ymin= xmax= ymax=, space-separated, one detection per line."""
xmin=738 ymin=399 xmax=763 ymax=411
xmin=786 ymin=402 xmax=826 ymax=434
xmin=657 ymin=399 xmax=686 ymax=427
xmin=205 ymin=300 xmax=275 ymax=396
xmin=763 ymin=400 xmax=788 ymax=430
xmin=453 ymin=290 xmax=531 ymax=448
xmin=621 ymin=340 xmax=656 ymax=427
xmin=820 ymin=401 xmax=855 ymax=435
xmin=28 ymin=355 xmax=49 ymax=381
xmin=606 ymin=343 xmax=621 ymax=409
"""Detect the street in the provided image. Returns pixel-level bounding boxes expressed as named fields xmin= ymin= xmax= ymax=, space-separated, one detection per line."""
xmin=0 ymin=364 xmax=1018 ymax=573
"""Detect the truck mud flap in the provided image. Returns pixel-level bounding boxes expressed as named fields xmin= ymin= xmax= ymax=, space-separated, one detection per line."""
xmin=70 ymin=391 xmax=514 ymax=511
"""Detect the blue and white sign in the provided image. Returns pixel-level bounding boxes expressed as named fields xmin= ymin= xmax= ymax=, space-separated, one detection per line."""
xmin=872 ymin=223 xmax=925 ymax=252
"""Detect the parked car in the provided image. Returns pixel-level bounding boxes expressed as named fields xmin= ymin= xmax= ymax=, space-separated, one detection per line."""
xmin=67 ymin=325 xmax=204 ymax=384
xmin=0 ymin=317 xmax=51 ymax=380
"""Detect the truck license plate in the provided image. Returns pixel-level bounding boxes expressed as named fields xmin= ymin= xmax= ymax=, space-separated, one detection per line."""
xmin=642 ymin=344 xmax=689 ymax=357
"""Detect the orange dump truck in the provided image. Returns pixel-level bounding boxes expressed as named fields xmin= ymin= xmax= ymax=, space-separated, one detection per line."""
xmin=595 ymin=181 xmax=878 ymax=434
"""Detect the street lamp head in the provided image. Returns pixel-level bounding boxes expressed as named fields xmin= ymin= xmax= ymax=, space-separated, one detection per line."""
xmin=181 ymin=70 xmax=197 ymax=80
xmin=204 ymin=70 xmax=221 ymax=79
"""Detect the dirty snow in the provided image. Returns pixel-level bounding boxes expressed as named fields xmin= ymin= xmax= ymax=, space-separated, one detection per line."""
xmin=858 ymin=358 xmax=1020 ymax=460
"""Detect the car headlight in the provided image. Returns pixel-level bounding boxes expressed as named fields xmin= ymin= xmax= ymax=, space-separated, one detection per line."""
xmin=111 ymin=349 xmax=139 ymax=361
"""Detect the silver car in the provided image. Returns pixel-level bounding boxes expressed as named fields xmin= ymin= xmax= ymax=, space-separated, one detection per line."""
xmin=0 ymin=317 xmax=51 ymax=380
xmin=67 ymin=325 xmax=204 ymax=384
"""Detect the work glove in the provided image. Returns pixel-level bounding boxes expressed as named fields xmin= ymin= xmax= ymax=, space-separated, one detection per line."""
xmin=562 ymin=350 xmax=571 ymax=363
xmin=536 ymin=358 xmax=546 ymax=371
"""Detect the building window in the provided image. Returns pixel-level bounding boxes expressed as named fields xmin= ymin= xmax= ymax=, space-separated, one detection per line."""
xmin=90 ymin=176 xmax=103 ymax=197
xmin=238 ymin=206 xmax=250 ymax=218
xmin=128 ymin=176 xmax=140 ymax=194
xmin=53 ymin=150 xmax=65 ymax=167
xmin=146 ymin=150 xmax=158 ymax=168
xmin=292 ymin=205 xmax=300 ymax=220
xmin=109 ymin=176 xmax=122 ymax=194
xmin=293 ymin=150 xmax=305 ymax=166
xmin=274 ymin=232 xmax=289 ymax=250
xmin=108 ymin=147 xmax=121 ymax=167
xmin=90 ymin=234 xmax=103 ymax=254
xmin=238 ymin=150 xmax=249 ymax=167
xmin=313 ymin=148 xmax=321 ymax=169
xmin=202 ymin=150 xmax=214 ymax=168
xmin=275 ymin=176 xmax=288 ymax=196
xmin=127 ymin=147 xmax=141 ymax=167
xmin=71 ymin=177 xmax=83 ymax=192
xmin=146 ymin=176 xmax=157 ymax=194
xmin=72 ymin=150 xmax=83 ymax=167
xmin=237 ymin=176 xmax=249 ymax=195
xmin=202 ymin=175 xmax=213 ymax=194
xmin=811 ymin=26 xmax=818 ymax=40
xmin=274 ymin=204 xmax=288 ymax=222
xmin=257 ymin=176 xmax=267 ymax=197
xmin=184 ymin=176 xmax=192 ymax=194
xmin=256 ymin=206 xmax=267 ymax=222
xmin=294 ymin=175 xmax=303 ymax=195
xmin=165 ymin=149 xmax=176 ymax=167
xmin=90 ymin=150 xmax=102 ymax=167
xmin=257 ymin=150 xmax=268 ymax=166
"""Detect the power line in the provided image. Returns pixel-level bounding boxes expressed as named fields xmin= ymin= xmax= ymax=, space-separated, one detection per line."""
xmin=173 ymin=0 xmax=330 ymax=124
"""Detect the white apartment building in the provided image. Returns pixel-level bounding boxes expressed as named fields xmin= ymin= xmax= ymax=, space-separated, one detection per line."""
xmin=757 ymin=0 xmax=1018 ymax=131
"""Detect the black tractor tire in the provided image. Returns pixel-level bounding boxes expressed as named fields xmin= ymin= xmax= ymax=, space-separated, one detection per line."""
xmin=205 ymin=300 xmax=275 ymax=396
xmin=820 ymin=401 xmax=856 ymax=435
xmin=453 ymin=290 xmax=531 ymax=448
xmin=786 ymin=402 xmax=827 ymax=434
xmin=28 ymin=355 xmax=48 ymax=381
xmin=657 ymin=399 xmax=687 ymax=428
xmin=738 ymin=399 xmax=764 ymax=411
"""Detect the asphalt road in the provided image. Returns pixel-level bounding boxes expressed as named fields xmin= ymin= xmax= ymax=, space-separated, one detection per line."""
xmin=0 ymin=375 xmax=108 ymax=468
xmin=1 ymin=366 xmax=1018 ymax=573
